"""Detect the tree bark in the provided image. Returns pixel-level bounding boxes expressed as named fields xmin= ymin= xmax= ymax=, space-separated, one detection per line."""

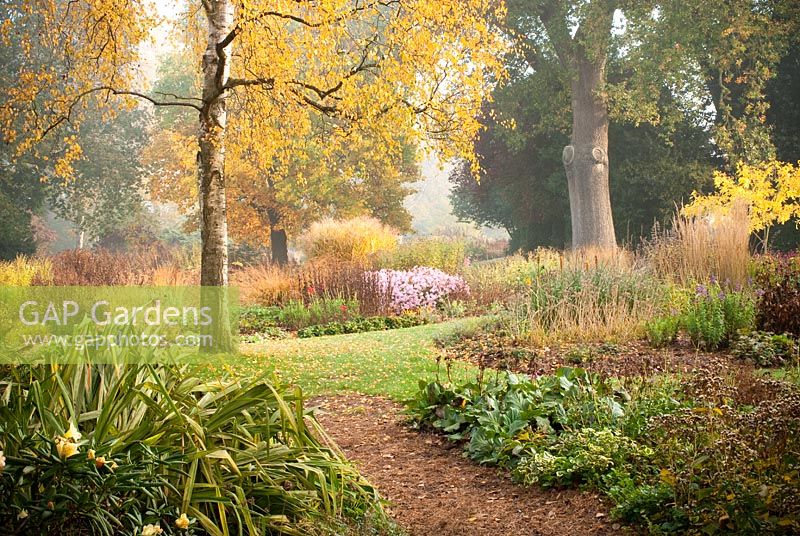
xmin=267 ymin=208 xmax=289 ymax=265
xmin=199 ymin=0 xmax=234 ymax=287
xmin=198 ymin=0 xmax=234 ymax=352
xmin=562 ymin=55 xmax=617 ymax=250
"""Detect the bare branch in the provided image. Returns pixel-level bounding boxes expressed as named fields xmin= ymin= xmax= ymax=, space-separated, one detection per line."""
xmin=224 ymin=77 xmax=275 ymax=90
xmin=37 ymin=86 xmax=201 ymax=142
xmin=154 ymin=91 xmax=205 ymax=103
xmin=100 ymin=87 xmax=203 ymax=111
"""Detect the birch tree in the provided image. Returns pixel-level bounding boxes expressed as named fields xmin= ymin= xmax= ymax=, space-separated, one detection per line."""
xmin=0 ymin=0 xmax=507 ymax=284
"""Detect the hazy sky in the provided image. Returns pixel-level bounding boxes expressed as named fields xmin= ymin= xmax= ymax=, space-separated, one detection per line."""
xmin=139 ymin=0 xmax=184 ymax=87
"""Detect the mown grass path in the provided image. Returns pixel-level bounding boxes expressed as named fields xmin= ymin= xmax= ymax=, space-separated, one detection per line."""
xmin=207 ymin=317 xmax=614 ymax=535
xmin=216 ymin=317 xmax=485 ymax=400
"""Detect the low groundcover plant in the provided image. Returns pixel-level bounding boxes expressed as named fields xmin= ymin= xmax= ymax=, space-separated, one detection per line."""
xmin=407 ymin=365 xmax=800 ymax=534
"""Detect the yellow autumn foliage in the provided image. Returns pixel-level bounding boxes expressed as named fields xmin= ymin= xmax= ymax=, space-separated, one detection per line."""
xmin=684 ymin=161 xmax=800 ymax=245
xmin=0 ymin=256 xmax=53 ymax=286
xmin=2 ymin=0 xmax=508 ymax=183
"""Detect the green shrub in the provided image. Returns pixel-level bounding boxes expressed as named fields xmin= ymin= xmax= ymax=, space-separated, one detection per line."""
xmin=683 ymin=281 xmax=755 ymax=350
xmin=240 ymin=326 xmax=290 ymax=342
xmin=513 ymin=428 xmax=653 ymax=489
xmin=683 ymin=296 xmax=725 ymax=350
xmin=238 ymin=304 xmax=281 ymax=334
xmin=276 ymin=297 xmax=359 ymax=330
xmin=241 ymin=299 xmax=363 ymax=333
xmin=297 ymin=313 xmax=427 ymax=338
xmin=608 ymin=481 xmax=685 ymax=529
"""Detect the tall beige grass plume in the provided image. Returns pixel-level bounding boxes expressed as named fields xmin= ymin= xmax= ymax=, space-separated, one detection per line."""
xmin=299 ymin=216 xmax=398 ymax=264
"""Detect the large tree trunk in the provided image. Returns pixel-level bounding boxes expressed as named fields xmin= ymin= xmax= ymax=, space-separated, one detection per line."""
xmin=199 ymin=0 xmax=234 ymax=287
xmin=267 ymin=208 xmax=289 ymax=266
xmin=198 ymin=0 xmax=234 ymax=351
xmin=562 ymin=56 xmax=616 ymax=250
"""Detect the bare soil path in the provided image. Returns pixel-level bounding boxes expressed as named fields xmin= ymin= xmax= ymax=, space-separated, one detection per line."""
xmin=312 ymin=395 xmax=617 ymax=536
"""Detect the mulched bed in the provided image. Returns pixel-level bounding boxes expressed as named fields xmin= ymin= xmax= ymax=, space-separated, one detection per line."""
xmin=311 ymin=395 xmax=619 ymax=536
xmin=440 ymin=332 xmax=740 ymax=378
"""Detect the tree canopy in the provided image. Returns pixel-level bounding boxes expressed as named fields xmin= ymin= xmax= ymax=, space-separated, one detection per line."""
xmin=451 ymin=0 xmax=800 ymax=251
xmin=0 ymin=0 xmax=507 ymax=281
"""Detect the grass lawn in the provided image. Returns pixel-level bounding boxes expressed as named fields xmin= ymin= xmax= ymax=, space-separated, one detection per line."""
xmin=201 ymin=317 xmax=486 ymax=400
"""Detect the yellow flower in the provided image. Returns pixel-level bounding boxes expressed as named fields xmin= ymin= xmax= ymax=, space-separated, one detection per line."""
xmin=64 ymin=423 xmax=82 ymax=441
xmin=87 ymin=449 xmax=96 ymax=460
xmin=108 ymin=460 xmax=119 ymax=471
xmin=95 ymin=456 xmax=106 ymax=469
xmin=141 ymin=524 xmax=164 ymax=536
xmin=175 ymin=513 xmax=191 ymax=530
xmin=0 ymin=450 xmax=5 ymax=472
xmin=17 ymin=509 xmax=28 ymax=520
xmin=56 ymin=438 xmax=79 ymax=459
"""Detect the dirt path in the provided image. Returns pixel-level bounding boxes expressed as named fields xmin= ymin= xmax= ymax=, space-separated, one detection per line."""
xmin=312 ymin=395 xmax=616 ymax=536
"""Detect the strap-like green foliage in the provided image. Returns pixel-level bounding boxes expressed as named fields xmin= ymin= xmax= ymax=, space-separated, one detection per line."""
xmin=0 ymin=362 xmax=383 ymax=535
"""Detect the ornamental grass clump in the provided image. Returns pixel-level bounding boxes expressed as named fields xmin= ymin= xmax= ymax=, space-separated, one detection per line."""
xmin=504 ymin=265 xmax=668 ymax=344
xmin=644 ymin=203 xmax=750 ymax=287
xmin=368 ymin=266 xmax=469 ymax=314
xmin=0 ymin=256 xmax=53 ymax=286
xmin=299 ymin=216 xmax=398 ymax=264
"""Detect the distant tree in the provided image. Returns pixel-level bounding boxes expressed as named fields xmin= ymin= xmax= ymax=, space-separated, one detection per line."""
xmin=766 ymin=41 xmax=800 ymax=164
xmin=145 ymin=54 xmax=418 ymax=265
xmin=0 ymin=3 xmax=50 ymax=258
xmin=449 ymin=110 xmax=569 ymax=251
xmin=47 ymin=107 xmax=148 ymax=248
xmin=763 ymin=38 xmax=800 ymax=249
xmin=0 ymin=178 xmax=41 ymax=259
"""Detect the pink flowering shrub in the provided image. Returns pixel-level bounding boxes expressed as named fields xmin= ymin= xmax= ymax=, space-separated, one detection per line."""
xmin=367 ymin=266 xmax=469 ymax=313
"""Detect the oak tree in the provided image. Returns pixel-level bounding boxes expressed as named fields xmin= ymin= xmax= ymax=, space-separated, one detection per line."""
xmin=503 ymin=0 xmax=795 ymax=249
